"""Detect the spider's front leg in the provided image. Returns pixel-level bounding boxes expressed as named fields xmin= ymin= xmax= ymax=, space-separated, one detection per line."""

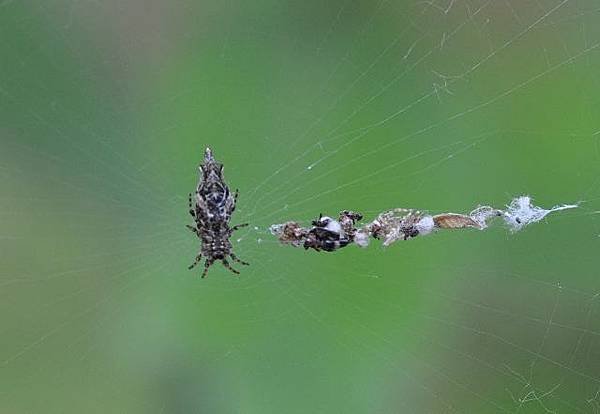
xmin=221 ymin=259 xmax=240 ymax=275
xmin=201 ymin=258 xmax=215 ymax=278
xmin=188 ymin=253 xmax=202 ymax=270
xmin=186 ymin=224 xmax=198 ymax=234
xmin=230 ymin=253 xmax=249 ymax=266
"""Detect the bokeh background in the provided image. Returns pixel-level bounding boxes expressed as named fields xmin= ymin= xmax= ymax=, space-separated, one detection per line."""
xmin=1 ymin=0 xmax=600 ymax=413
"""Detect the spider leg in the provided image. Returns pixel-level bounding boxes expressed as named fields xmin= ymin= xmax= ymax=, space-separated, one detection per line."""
xmin=221 ymin=259 xmax=240 ymax=275
xmin=231 ymin=189 xmax=240 ymax=213
xmin=201 ymin=259 xmax=214 ymax=278
xmin=186 ymin=224 xmax=198 ymax=234
xmin=188 ymin=253 xmax=202 ymax=269
xmin=230 ymin=253 xmax=249 ymax=266
xmin=188 ymin=193 xmax=196 ymax=218
xmin=231 ymin=223 xmax=249 ymax=232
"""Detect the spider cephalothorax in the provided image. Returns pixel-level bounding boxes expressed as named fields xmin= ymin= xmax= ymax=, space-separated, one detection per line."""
xmin=187 ymin=148 xmax=248 ymax=277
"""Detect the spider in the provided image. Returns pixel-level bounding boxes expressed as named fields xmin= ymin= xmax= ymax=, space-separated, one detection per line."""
xmin=187 ymin=148 xmax=249 ymax=278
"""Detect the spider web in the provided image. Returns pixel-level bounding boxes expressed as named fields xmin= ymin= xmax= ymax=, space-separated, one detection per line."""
xmin=1 ymin=0 xmax=600 ymax=412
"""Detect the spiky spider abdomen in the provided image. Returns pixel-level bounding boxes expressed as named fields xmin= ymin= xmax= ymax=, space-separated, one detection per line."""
xmin=187 ymin=148 xmax=248 ymax=278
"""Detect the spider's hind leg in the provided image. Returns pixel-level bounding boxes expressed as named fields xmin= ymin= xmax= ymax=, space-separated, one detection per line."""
xmin=188 ymin=193 xmax=196 ymax=218
xmin=230 ymin=253 xmax=249 ymax=266
xmin=231 ymin=223 xmax=249 ymax=232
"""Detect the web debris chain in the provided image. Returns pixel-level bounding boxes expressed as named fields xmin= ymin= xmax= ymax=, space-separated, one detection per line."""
xmin=269 ymin=196 xmax=578 ymax=252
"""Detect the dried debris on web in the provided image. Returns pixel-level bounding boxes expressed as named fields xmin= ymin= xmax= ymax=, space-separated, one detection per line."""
xmin=269 ymin=196 xmax=578 ymax=252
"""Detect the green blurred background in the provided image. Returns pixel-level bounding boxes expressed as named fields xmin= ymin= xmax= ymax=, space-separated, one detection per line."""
xmin=1 ymin=0 xmax=600 ymax=412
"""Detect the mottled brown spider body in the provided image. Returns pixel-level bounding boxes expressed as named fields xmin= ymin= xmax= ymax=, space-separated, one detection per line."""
xmin=188 ymin=148 xmax=248 ymax=277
